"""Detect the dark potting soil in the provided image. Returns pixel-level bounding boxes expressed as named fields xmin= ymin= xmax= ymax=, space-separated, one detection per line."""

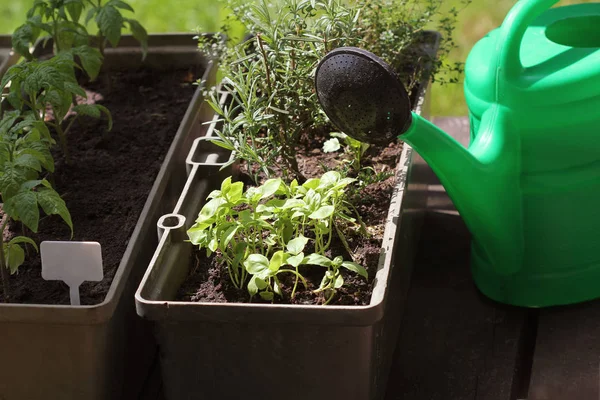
xmin=177 ymin=127 xmax=405 ymax=306
xmin=1 ymin=66 xmax=199 ymax=305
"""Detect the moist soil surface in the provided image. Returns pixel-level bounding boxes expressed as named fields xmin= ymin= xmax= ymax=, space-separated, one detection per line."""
xmin=177 ymin=127 xmax=406 ymax=306
xmin=1 ymin=66 xmax=198 ymax=305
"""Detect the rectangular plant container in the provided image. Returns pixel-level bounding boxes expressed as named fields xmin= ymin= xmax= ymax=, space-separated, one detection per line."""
xmin=135 ymin=32 xmax=440 ymax=400
xmin=0 ymin=34 xmax=219 ymax=400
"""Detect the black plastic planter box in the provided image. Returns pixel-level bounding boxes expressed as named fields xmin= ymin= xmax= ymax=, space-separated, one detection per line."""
xmin=135 ymin=32 xmax=440 ymax=400
xmin=0 ymin=34 xmax=219 ymax=400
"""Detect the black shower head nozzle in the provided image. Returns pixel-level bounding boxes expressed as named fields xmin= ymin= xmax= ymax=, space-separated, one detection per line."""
xmin=315 ymin=47 xmax=413 ymax=146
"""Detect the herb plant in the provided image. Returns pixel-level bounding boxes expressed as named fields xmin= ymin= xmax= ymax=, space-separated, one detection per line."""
xmin=323 ymin=132 xmax=370 ymax=172
xmin=188 ymin=171 xmax=367 ymax=303
xmin=201 ymin=0 xmax=469 ymax=183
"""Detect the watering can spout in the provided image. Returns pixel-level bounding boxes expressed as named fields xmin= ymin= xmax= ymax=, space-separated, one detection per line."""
xmin=314 ymin=46 xmax=524 ymax=276
xmin=404 ymin=105 xmax=523 ymax=275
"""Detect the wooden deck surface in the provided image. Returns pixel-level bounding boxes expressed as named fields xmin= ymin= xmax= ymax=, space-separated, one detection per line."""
xmin=139 ymin=117 xmax=600 ymax=400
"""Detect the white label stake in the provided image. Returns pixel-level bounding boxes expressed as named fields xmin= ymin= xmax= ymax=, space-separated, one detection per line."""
xmin=41 ymin=241 xmax=104 ymax=305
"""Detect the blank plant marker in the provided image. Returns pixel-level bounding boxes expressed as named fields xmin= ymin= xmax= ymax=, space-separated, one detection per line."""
xmin=41 ymin=241 xmax=104 ymax=306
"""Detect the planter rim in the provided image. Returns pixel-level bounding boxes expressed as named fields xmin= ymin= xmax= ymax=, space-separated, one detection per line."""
xmin=0 ymin=33 xmax=216 ymax=323
xmin=134 ymin=31 xmax=442 ymax=326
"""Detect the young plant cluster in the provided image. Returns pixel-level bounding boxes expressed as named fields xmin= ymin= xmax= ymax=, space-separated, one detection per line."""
xmin=0 ymin=0 xmax=146 ymax=302
xmin=192 ymin=0 xmax=468 ymax=303
xmin=201 ymin=0 xmax=469 ymax=184
xmin=188 ymin=171 xmax=367 ymax=304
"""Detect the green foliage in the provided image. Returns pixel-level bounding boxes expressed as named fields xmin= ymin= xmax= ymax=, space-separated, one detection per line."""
xmin=323 ymin=132 xmax=369 ymax=172
xmin=202 ymin=0 xmax=361 ymax=182
xmin=12 ymin=0 xmax=148 ymax=64
xmin=188 ymin=171 xmax=367 ymax=302
xmin=85 ymin=0 xmax=148 ymax=58
xmin=0 ymin=109 xmax=72 ymax=280
xmin=352 ymin=0 xmax=472 ymax=89
xmin=201 ymin=0 xmax=468 ymax=183
xmin=1 ymin=52 xmax=112 ymax=163
xmin=12 ymin=0 xmax=90 ymax=58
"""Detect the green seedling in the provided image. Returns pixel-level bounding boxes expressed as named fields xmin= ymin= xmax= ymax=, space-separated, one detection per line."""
xmin=85 ymin=0 xmax=148 ymax=59
xmin=310 ymin=254 xmax=367 ymax=305
xmin=13 ymin=0 xmax=147 ymax=63
xmin=0 ymin=110 xmax=73 ymax=302
xmin=323 ymin=131 xmax=370 ymax=172
xmin=200 ymin=0 xmax=468 ymax=183
xmin=1 ymin=52 xmax=112 ymax=164
xmin=188 ymin=171 xmax=368 ymax=303
xmin=13 ymin=0 xmax=90 ymax=58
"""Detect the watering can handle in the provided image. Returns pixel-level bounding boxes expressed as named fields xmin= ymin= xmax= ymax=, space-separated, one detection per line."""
xmin=495 ymin=0 xmax=559 ymax=93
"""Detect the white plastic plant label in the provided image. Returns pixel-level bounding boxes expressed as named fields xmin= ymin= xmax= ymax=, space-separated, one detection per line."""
xmin=41 ymin=241 xmax=103 ymax=306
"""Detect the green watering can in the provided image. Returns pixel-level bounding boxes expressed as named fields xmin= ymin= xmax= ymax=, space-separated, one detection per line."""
xmin=315 ymin=0 xmax=600 ymax=307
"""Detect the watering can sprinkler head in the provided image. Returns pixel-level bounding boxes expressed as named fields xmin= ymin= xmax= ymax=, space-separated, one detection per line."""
xmin=315 ymin=47 xmax=413 ymax=146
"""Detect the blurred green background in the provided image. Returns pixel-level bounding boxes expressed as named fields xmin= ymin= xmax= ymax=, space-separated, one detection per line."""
xmin=0 ymin=0 xmax=593 ymax=115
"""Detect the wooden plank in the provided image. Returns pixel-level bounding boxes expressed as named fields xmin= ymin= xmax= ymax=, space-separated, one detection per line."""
xmin=528 ymin=302 xmax=600 ymax=400
xmin=385 ymin=117 xmax=530 ymax=400
xmin=384 ymin=213 xmax=529 ymax=400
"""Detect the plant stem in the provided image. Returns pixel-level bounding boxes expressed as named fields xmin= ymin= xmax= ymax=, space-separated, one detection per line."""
xmin=256 ymin=34 xmax=272 ymax=96
xmin=0 ymin=217 xmax=10 ymax=303
xmin=53 ymin=123 xmax=70 ymax=165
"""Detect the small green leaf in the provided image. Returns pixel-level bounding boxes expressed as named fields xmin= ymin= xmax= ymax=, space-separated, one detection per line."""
xmin=260 ymin=178 xmax=282 ymax=199
xmin=281 ymin=198 xmax=304 ymax=210
xmin=269 ymin=250 xmax=286 ymax=272
xmin=187 ymin=226 xmax=208 ymax=245
xmin=11 ymin=23 xmax=36 ymax=59
xmin=4 ymin=189 xmax=39 ymax=232
xmin=259 ymin=291 xmax=274 ymax=301
xmin=334 ymin=273 xmax=344 ymax=288
xmin=73 ymin=104 xmax=113 ymax=130
xmin=71 ymin=46 xmax=103 ymax=80
xmin=304 ymin=253 xmax=332 ymax=267
xmin=127 ymin=18 xmax=148 ymax=60
xmin=0 ymin=164 xmax=28 ymax=199
xmin=96 ymin=5 xmax=123 ymax=48
xmin=244 ymin=254 xmax=270 ymax=275
xmin=220 ymin=176 xmax=232 ymax=192
xmin=5 ymin=243 xmax=25 ymax=274
xmin=108 ymin=0 xmax=134 ymax=12
xmin=302 ymin=178 xmax=320 ymax=190
xmin=65 ymin=0 xmax=84 ymax=22
xmin=64 ymin=81 xmax=87 ymax=97
xmin=8 ymin=235 xmax=38 ymax=251
xmin=341 ymin=261 xmax=368 ymax=279
xmin=309 ymin=205 xmax=334 ymax=219
xmin=286 ymin=236 xmax=309 ymax=255
xmin=36 ymin=187 xmax=73 ymax=234
xmin=221 ymin=225 xmax=239 ymax=248
xmin=208 ymin=237 xmax=218 ymax=252
xmin=14 ymin=154 xmax=42 ymax=172
xmin=197 ymin=197 xmax=226 ymax=223
xmin=254 ymin=276 xmax=268 ymax=290
xmin=287 ymin=252 xmax=304 ymax=268
xmin=319 ymin=171 xmax=341 ymax=187
xmin=323 ymin=138 xmax=341 ymax=153
xmin=273 ymin=277 xmax=282 ymax=296
xmin=225 ymin=181 xmax=244 ymax=203
xmin=248 ymin=276 xmax=259 ymax=295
